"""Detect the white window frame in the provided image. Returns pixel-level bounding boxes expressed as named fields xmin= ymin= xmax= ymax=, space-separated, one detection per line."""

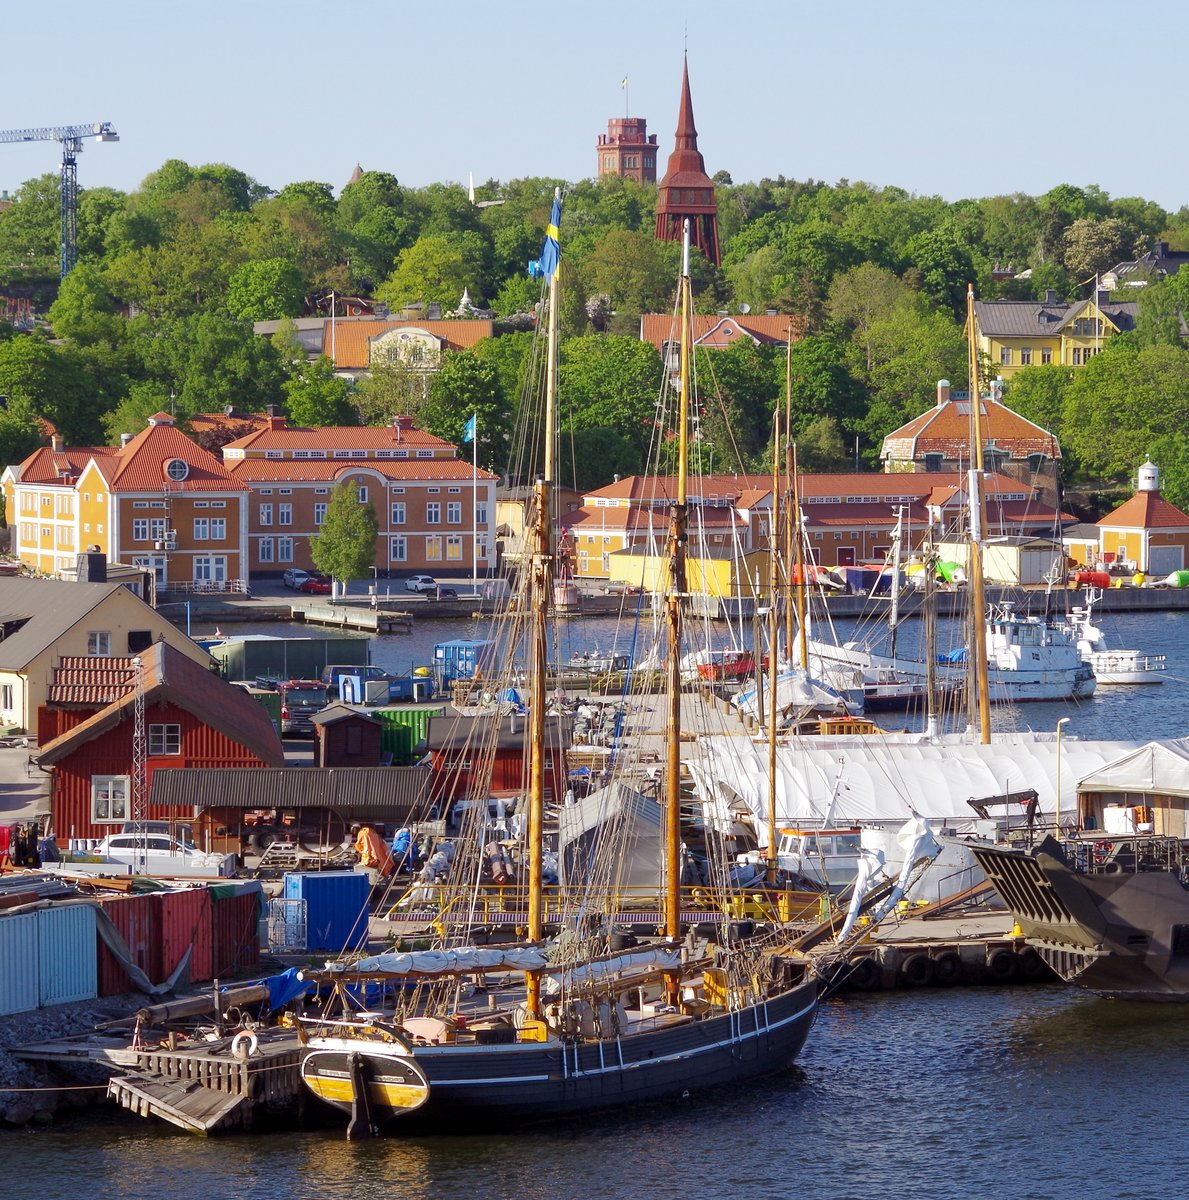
xmin=390 ymin=502 xmax=406 ymax=525
xmin=87 ymin=630 xmax=111 ymax=656
xmin=447 ymin=502 xmax=462 ymax=524
xmin=390 ymin=536 xmax=407 ymax=562
xmin=426 ymin=503 xmax=441 ymax=525
xmin=314 ymin=502 xmax=327 ymax=526
xmin=259 ymin=503 xmax=273 ymax=526
xmin=91 ymin=775 xmax=129 ymax=823
xmin=279 ymin=504 xmax=293 ymax=526
xmin=259 ymin=538 xmax=274 ymax=563
xmin=278 ymin=537 xmax=294 ymax=562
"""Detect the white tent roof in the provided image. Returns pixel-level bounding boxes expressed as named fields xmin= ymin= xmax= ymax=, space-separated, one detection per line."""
xmin=690 ymin=732 xmax=1141 ymax=832
xmin=1076 ymin=738 xmax=1189 ymax=797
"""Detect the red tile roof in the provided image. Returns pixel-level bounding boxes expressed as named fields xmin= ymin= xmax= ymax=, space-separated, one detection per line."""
xmin=226 ymin=458 xmax=497 ymax=483
xmin=327 ymin=319 xmax=495 ymax=368
xmin=186 ymin=411 xmax=272 ymax=436
xmin=16 ymin=445 xmax=119 ymax=485
xmin=47 ymin=657 xmax=138 ymax=705
xmin=38 ymin=642 xmax=283 ymax=767
xmin=881 ymin=398 xmax=1062 ymax=461
xmin=639 ymin=313 xmax=805 ymax=352
xmin=1098 ymin=490 xmax=1189 ymax=530
xmin=221 ymin=422 xmax=454 ymax=454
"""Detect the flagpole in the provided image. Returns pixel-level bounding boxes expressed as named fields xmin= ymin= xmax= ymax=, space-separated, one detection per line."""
xmin=472 ymin=412 xmax=478 ymax=590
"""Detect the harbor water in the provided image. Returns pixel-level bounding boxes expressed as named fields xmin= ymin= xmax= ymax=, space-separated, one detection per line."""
xmin=12 ymin=985 xmax=1189 ymax=1200
xmin=12 ymin=605 xmax=1180 ymax=1192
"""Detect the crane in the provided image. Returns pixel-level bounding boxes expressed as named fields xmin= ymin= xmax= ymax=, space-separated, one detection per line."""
xmin=0 ymin=121 xmax=119 ymax=279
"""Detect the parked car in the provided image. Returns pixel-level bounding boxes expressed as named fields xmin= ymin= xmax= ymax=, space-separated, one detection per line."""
xmin=90 ymin=832 xmax=235 ymax=875
xmin=277 ymin=679 xmax=330 ymax=735
xmin=282 ymin=568 xmax=312 ymax=589
xmin=299 ymin=575 xmax=333 ymax=594
xmin=435 ymin=586 xmax=458 ymax=600
xmin=120 ymin=820 xmax=193 ymax=846
xmin=405 ymin=574 xmax=439 ymax=593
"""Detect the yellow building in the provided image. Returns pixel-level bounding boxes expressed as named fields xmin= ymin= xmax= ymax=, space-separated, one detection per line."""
xmin=974 ymin=291 xmax=1137 ymax=378
xmin=1096 ymin=461 xmax=1189 ymax=576
xmin=0 ymin=576 xmax=212 ymax=733
xmin=3 ymin=415 xmax=249 ymax=591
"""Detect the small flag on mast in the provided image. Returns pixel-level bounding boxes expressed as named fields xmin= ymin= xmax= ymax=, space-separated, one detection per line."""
xmin=462 ymin=413 xmax=477 ymax=443
xmin=621 ymin=76 xmax=628 ymax=88
xmin=528 ymin=188 xmax=562 ymax=281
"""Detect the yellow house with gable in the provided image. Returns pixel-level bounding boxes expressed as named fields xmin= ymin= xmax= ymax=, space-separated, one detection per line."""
xmin=974 ymin=291 xmax=1137 ymax=378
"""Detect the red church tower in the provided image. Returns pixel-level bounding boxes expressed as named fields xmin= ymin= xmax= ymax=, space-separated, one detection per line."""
xmin=654 ymin=56 xmax=720 ymax=266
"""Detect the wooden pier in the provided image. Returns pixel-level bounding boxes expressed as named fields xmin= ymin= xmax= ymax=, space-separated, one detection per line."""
xmin=295 ymin=603 xmax=413 ymax=634
xmin=17 ymin=1026 xmax=306 ymax=1135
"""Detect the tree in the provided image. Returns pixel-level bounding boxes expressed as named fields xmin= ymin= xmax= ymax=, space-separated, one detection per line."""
xmin=1061 ymin=217 xmax=1135 ymax=279
xmin=580 ymin=229 xmax=673 ymax=315
xmin=1146 ymin=433 xmax=1189 ymax=512
xmin=0 ymin=334 xmax=99 ymax=443
xmin=725 ymin=245 xmax=787 ymax=315
xmin=559 ymin=426 xmax=641 ymax=490
xmin=226 ymin=258 xmax=306 ymax=321
xmin=694 ymin=338 xmax=782 ymax=466
xmin=826 ymin=264 xmax=910 ymax=372
xmin=284 ymin=355 xmax=356 ymax=426
xmin=1062 ymin=342 xmax=1189 ymax=476
xmin=102 ymin=381 xmax=177 ymax=444
xmin=0 ymin=174 xmax=60 ymax=283
xmin=423 ymin=351 xmax=508 ymax=470
xmin=559 ymin=336 xmax=663 ymax=456
xmin=376 ymin=233 xmax=488 ymax=310
xmin=310 ymin=481 xmax=378 ymax=587
xmin=1003 ymin=365 xmax=1071 ymax=447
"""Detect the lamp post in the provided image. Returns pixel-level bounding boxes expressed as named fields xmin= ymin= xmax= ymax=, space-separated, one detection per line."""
xmin=1056 ymin=717 xmax=1071 ymax=837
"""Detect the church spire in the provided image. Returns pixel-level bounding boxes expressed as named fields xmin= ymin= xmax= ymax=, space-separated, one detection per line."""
xmin=654 ymin=55 xmax=719 ymax=265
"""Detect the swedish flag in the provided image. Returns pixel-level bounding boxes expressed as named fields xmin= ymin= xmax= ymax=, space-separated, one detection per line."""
xmin=529 ymin=189 xmax=562 ymax=280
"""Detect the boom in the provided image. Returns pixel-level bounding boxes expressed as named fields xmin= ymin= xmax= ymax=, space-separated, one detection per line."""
xmin=0 ymin=121 xmax=119 ymax=278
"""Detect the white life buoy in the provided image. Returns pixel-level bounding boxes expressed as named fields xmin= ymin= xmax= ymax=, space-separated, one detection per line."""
xmin=231 ymin=1030 xmax=259 ymax=1059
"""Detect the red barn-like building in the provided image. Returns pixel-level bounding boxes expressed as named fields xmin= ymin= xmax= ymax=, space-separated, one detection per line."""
xmin=37 ymin=642 xmax=284 ymax=842
xmin=423 ymin=713 xmax=571 ymax=817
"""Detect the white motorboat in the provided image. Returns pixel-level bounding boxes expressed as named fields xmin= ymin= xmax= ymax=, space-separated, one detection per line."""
xmin=1066 ymin=587 xmax=1165 ymax=684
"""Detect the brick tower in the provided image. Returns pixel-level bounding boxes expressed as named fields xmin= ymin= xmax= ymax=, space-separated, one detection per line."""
xmin=654 ymin=56 xmax=719 ymax=266
xmin=597 ymin=117 xmax=658 ymax=183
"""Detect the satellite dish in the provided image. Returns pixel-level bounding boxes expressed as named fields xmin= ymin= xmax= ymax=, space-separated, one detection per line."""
xmin=739 ymin=303 xmax=751 ymax=314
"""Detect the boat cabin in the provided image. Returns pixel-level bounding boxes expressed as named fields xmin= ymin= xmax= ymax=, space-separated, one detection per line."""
xmin=1076 ymin=740 xmax=1189 ymax=839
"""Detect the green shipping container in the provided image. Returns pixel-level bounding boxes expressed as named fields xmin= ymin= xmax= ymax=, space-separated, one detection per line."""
xmin=373 ymin=705 xmax=444 ymax=761
xmin=244 ymin=687 xmax=282 ymax=736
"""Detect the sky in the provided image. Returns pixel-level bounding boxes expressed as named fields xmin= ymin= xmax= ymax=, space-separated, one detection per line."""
xmin=1 ymin=0 xmax=1185 ymax=212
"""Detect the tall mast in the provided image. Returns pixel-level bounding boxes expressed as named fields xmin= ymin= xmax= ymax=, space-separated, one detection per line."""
xmin=965 ymin=284 xmax=992 ymax=744
xmin=792 ymin=445 xmax=807 ymax=670
xmin=524 ymin=188 xmax=562 ymax=1018
xmin=663 ymin=221 xmax=692 ymax=970
xmin=766 ymin=411 xmax=781 ymax=885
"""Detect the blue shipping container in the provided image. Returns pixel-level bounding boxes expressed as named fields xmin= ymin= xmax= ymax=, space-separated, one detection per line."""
xmin=37 ymin=904 xmax=98 ymax=1006
xmin=0 ymin=913 xmax=40 ymax=1015
xmin=282 ymin=871 xmax=370 ymax=952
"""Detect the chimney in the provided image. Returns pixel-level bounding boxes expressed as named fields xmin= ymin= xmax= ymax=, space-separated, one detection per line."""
xmin=120 ymin=432 xmax=133 ymax=448
xmin=1044 ymin=289 xmax=1058 ymax=305
xmin=265 ymin=404 xmax=278 ymax=417
xmin=51 ymin=434 xmax=64 ymax=453
xmin=266 ymin=414 xmax=287 ymax=431
xmin=392 ymin=414 xmax=414 ymax=443
xmin=936 ymin=380 xmax=950 ymax=409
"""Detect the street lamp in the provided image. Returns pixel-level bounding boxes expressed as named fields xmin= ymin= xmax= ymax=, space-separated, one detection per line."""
xmin=1055 ymin=717 xmax=1071 ymax=837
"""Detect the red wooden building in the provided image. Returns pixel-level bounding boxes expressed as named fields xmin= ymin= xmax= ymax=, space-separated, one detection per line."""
xmin=311 ymin=703 xmax=384 ymax=768
xmin=423 ymin=713 xmax=571 ymax=816
xmin=36 ymin=642 xmax=284 ymax=842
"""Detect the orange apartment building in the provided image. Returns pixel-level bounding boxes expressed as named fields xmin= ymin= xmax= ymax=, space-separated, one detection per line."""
xmin=4 ymin=414 xmax=249 ymax=591
xmin=221 ymin=415 xmax=498 ymax=577
xmin=564 ymin=471 xmax=1067 ymax=581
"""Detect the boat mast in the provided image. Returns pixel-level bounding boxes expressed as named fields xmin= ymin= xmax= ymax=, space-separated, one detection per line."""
xmin=784 ymin=331 xmax=808 ymax=671
xmin=766 ymin=411 xmax=782 ymax=885
xmin=525 ymin=188 xmax=562 ymax=1019
xmin=965 ymin=284 xmax=992 ymax=744
xmin=663 ymin=223 xmax=692 ymax=967
xmin=888 ymin=506 xmax=904 ymax=660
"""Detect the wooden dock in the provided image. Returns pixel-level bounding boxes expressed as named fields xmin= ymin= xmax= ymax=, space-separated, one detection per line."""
xmin=18 ymin=1027 xmax=306 ymax=1135
xmin=295 ymin=603 xmax=413 ymax=634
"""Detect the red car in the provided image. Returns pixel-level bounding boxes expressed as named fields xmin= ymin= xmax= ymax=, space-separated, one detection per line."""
xmin=299 ymin=576 xmax=333 ymax=594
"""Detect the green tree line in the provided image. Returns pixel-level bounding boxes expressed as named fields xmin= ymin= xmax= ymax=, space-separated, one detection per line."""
xmin=1 ymin=160 xmax=1188 ymax=497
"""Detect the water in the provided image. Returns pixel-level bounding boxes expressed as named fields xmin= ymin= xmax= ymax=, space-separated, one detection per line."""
xmin=13 ymin=986 xmax=1189 ymax=1199
xmin=64 ymin=605 xmax=1175 ymax=1198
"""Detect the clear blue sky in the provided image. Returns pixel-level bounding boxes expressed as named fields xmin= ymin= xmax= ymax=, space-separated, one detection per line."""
xmin=2 ymin=0 xmax=1184 ymax=212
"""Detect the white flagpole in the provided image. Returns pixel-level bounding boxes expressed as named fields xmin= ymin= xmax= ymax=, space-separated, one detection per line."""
xmin=472 ymin=413 xmax=479 ymax=590
xmin=330 ymin=290 xmax=336 ymax=363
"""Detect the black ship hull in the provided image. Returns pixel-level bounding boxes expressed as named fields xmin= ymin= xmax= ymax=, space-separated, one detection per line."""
xmin=973 ymin=838 xmax=1189 ymax=1000
xmin=302 ymin=978 xmax=818 ymax=1129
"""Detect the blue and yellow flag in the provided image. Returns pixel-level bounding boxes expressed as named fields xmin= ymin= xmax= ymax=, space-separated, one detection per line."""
xmin=529 ymin=190 xmax=562 ymax=280
xmin=462 ymin=413 xmax=477 ymax=443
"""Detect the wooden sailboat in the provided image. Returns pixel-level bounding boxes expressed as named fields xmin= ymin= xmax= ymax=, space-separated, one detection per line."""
xmin=298 ymin=208 xmax=819 ymax=1136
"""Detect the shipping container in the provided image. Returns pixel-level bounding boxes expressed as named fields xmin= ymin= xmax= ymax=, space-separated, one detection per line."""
xmin=282 ymin=871 xmax=370 ymax=952
xmin=432 ymin=640 xmax=498 ymax=687
xmin=155 ymin=888 xmax=213 ymax=984
xmin=373 ymin=705 xmax=444 ymax=756
xmin=377 ymin=721 xmax=414 ymax=764
xmin=211 ymin=884 xmax=263 ymax=978
xmin=37 ymin=904 xmax=98 ymax=1006
xmin=96 ymin=894 xmax=159 ymax=996
xmin=0 ymin=913 xmax=39 ymax=1015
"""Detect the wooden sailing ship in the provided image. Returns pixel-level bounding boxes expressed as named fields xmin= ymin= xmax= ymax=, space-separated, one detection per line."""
xmin=297 ymin=205 xmax=820 ymax=1136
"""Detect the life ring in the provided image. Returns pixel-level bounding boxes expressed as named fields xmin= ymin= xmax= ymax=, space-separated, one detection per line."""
xmin=848 ymin=955 xmax=881 ymax=991
xmin=231 ymin=1030 xmax=259 ymax=1059
xmin=986 ymin=949 xmax=1018 ymax=982
xmin=899 ymin=952 xmax=934 ymax=987
xmin=1093 ymin=841 xmax=1112 ymax=865
xmin=932 ymin=950 xmax=962 ymax=986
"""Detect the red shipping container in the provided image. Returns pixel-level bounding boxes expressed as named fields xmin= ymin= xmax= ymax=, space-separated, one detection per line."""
xmin=96 ymin=895 xmax=160 ymax=996
xmin=211 ymin=891 xmax=260 ymax=979
xmin=154 ymin=889 xmax=213 ymax=984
